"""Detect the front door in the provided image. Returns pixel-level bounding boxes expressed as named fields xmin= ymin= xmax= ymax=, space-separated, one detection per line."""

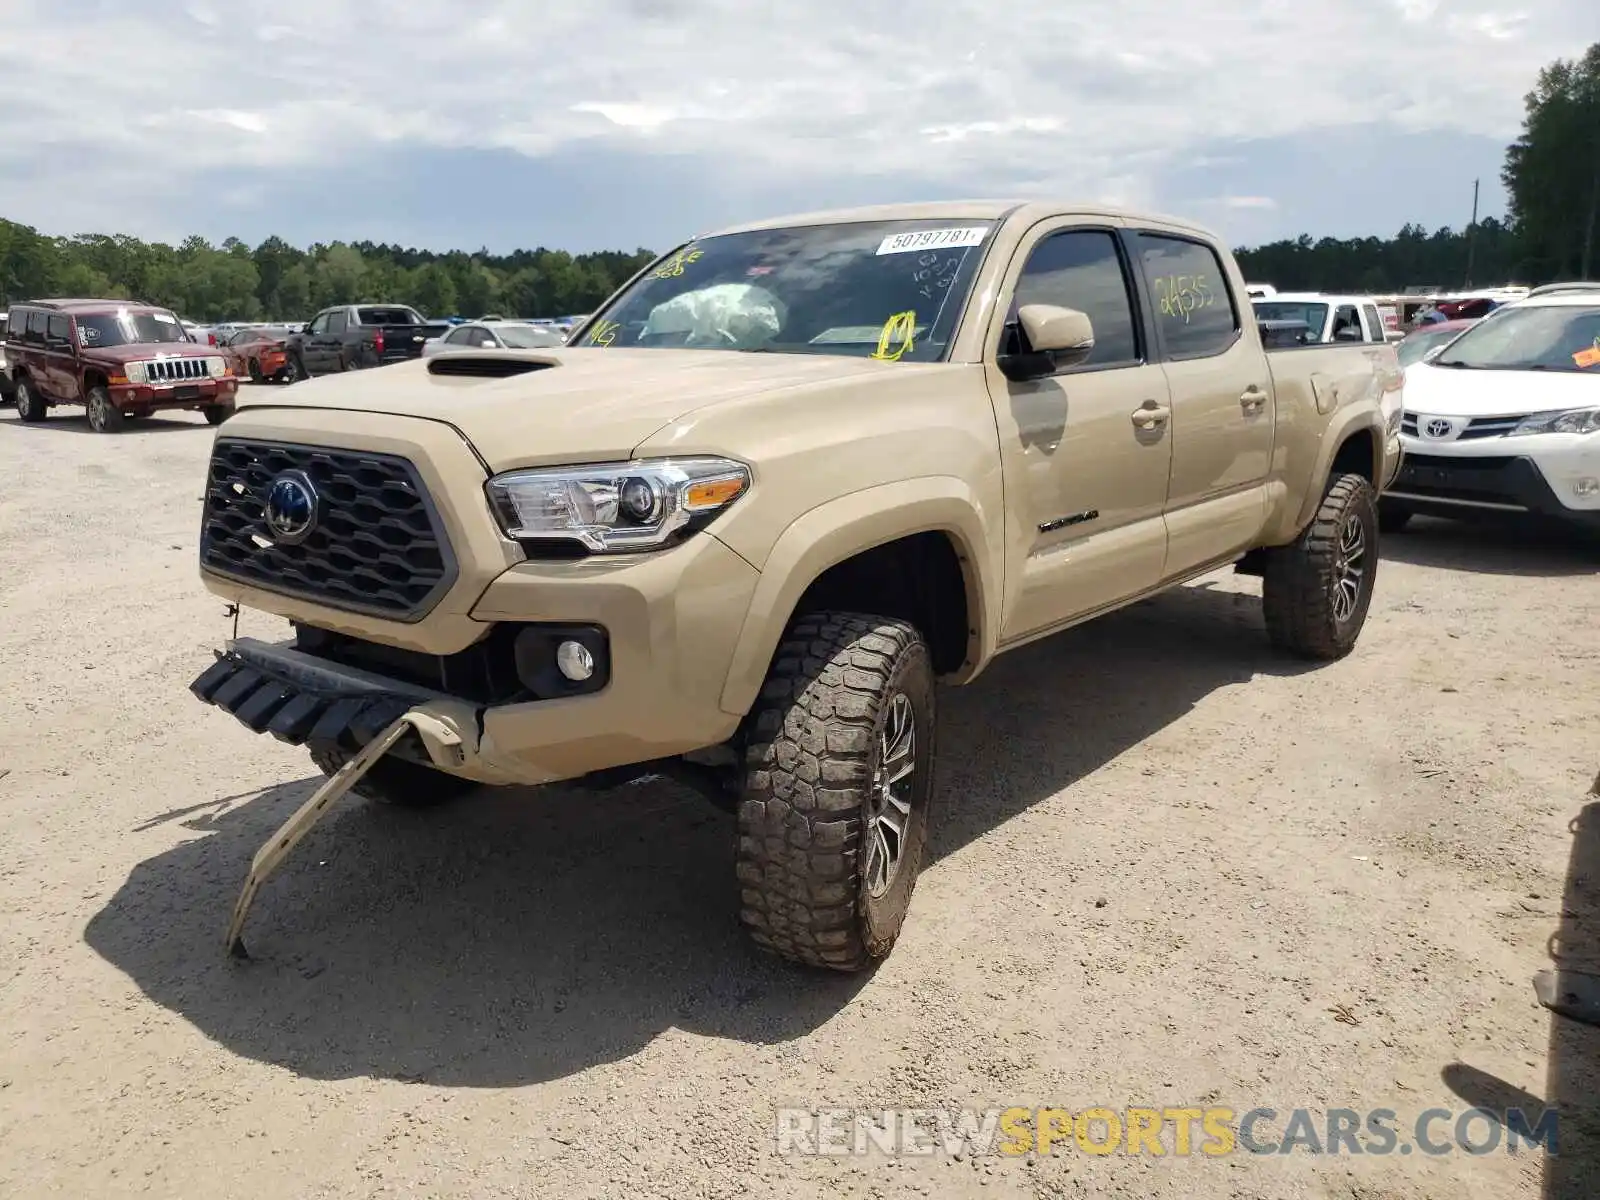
xmin=303 ymin=312 xmax=334 ymax=371
xmin=985 ymin=223 xmax=1174 ymax=641
xmin=1132 ymin=230 xmax=1274 ymax=577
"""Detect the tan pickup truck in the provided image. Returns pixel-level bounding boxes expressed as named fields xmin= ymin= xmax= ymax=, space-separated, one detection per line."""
xmin=190 ymin=201 xmax=1404 ymax=970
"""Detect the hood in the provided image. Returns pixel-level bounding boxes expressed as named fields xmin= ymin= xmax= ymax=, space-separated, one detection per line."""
xmin=84 ymin=343 xmax=215 ymax=365
xmin=239 ymin=347 xmax=935 ymax=469
xmin=1402 ymin=360 xmax=1599 ymax=418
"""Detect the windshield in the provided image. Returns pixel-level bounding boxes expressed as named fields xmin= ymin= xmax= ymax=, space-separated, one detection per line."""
xmin=356 ymin=306 xmax=426 ymax=326
xmin=1396 ymin=326 xmax=1465 ymax=367
xmin=76 ymin=309 xmax=192 ymax=348
xmin=574 ymin=219 xmax=997 ymax=361
xmin=1253 ymin=301 xmax=1329 ymax=335
xmin=496 ymin=325 xmax=563 ymax=349
xmin=1434 ymin=304 xmax=1600 ymax=372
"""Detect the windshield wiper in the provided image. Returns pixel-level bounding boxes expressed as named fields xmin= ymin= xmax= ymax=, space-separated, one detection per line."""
xmin=1432 ymin=359 xmax=1471 ymax=368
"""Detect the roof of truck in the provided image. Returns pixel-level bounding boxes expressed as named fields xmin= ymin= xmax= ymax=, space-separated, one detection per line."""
xmin=696 ymin=199 xmax=1217 ymax=241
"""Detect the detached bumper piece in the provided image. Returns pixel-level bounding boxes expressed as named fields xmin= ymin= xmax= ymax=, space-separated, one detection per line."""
xmin=224 ymin=713 xmax=418 ymax=961
xmin=189 ymin=644 xmax=433 ymax=756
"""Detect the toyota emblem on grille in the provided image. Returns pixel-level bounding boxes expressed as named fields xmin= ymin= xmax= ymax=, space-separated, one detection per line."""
xmin=1422 ymin=417 xmax=1455 ymax=439
xmin=263 ymin=471 xmax=319 ymax=545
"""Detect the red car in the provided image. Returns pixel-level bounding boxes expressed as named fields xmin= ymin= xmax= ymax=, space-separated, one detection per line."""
xmin=219 ymin=326 xmax=295 ymax=383
xmin=3 ymin=299 xmax=237 ymax=431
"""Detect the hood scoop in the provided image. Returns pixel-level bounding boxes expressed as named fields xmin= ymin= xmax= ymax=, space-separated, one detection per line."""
xmin=427 ymin=352 xmax=563 ymax=380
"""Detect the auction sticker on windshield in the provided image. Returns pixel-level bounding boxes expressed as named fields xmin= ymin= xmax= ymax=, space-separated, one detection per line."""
xmin=876 ymin=227 xmax=989 ymax=255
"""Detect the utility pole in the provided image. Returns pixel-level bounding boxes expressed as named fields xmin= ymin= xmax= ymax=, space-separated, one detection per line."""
xmin=1464 ymin=178 xmax=1480 ymax=288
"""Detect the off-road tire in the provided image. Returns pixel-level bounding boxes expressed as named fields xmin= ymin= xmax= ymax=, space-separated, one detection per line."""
xmin=247 ymin=357 xmax=264 ymax=383
xmin=1378 ymin=500 xmax=1413 ymax=534
xmin=203 ymin=406 xmax=231 ymax=426
xmin=1263 ymin=472 xmax=1379 ymax=661
xmin=286 ymin=353 xmax=307 ymax=383
xmin=14 ymin=377 xmax=47 ymax=422
xmin=308 ymin=742 xmax=477 ymax=809
xmin=86 ymin=385 xmax=125 ymax=433
xmin=737 ymin=612 xmax=936 ymax=972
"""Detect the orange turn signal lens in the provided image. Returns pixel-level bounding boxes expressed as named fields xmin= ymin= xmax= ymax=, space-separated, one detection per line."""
xmin=108 ymin=375 xmax=129 ymax=385
xmin=683 ymin=475 xmax=747 ymax=511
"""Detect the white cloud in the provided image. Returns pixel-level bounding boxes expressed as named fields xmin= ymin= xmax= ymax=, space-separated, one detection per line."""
xmin=0 ymin=0 xmax=1592 ymax=240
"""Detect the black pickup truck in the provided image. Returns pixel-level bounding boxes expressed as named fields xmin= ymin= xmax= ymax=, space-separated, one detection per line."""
xmin=287 ymin=305 xmax=451 ymax=375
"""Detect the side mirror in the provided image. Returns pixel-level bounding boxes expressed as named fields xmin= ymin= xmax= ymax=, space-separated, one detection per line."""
xmin=997 ymin=304 xmax=1096 ymax=381
xmin=1333 ymin=326 xmax=1362 ymax=342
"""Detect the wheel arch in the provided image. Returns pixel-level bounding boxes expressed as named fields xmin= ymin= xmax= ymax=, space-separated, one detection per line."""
xmin=718 ymin=478 xmax=999 ymax=718
xmin=1274 ymin=412 xmax=1385 ymax=542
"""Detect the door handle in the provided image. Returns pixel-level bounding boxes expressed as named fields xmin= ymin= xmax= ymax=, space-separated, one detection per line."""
xmin=1131 ymin=404 xmax=1171 ymax=430
xmin=1240 ymin=386 xmax=1268 ymax=412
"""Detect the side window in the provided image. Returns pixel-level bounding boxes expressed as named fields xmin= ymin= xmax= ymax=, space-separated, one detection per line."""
xmin=308 ymin=312 xmax=330 ymax=335
xmin=1136 ymin=233 xmax=1240 ymax=358
xmin=1331 ymin=305 xmax=1361 ymax=341
xmin=327 ymin=310 xmax=348 ymax=334
xmin=1004 ymin=229 xmax=1139 ymax=367
xmin=27 ymin=311 xmax=49 ymax=345
xmin=46 ymin=315 xmax=71 ymax=349
xmin=474 ymin=327 xmax=499 ymax=347
xmin=443 ymin=326 xmax=472 ymax=344
xmin=1361 ymin=304 xmax=1384 ymax=342
xmin=4 ymin=308 xmax=20 ymax=341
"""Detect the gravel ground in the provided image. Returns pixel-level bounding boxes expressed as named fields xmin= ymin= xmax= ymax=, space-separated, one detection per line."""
xmin=1 ymin=401 xmax=1598 ymax=1199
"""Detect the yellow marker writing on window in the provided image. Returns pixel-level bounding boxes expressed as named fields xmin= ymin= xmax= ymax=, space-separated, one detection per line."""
xmin=870 ymin=311 xmax=917 ymax=361
xmin=587 ymin=319 xmax=621 ymax=347
xmin=651 ymin=248 xmax=704 ymax=280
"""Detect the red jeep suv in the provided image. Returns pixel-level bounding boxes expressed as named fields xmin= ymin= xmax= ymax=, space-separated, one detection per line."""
xmin=3 ymin=299 xmax=238 ymax=431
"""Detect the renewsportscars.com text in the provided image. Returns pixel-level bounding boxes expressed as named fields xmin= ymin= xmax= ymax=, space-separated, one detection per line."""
xmin=775 ymin=1105 xmax=1559 ymax=1159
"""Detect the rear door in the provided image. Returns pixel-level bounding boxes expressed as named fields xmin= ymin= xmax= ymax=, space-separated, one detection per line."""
xmin=43 ymin=314 xmax=79 ymax=399
xmin=1133 ymin=230 xmax=1274 ymax=577
xmin=985 ymin=220 xmax=1174 ymax=640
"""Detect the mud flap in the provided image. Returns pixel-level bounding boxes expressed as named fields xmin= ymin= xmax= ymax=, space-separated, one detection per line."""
xmin=225 ymin=715 xmax=413 ymax=960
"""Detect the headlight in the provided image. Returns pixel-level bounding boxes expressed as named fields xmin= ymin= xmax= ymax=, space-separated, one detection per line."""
xmin=1507 ymin=407 xmax=1600 ymax=437
xmin=485 ymin=456 xmax=751 ymax=553
xmin=206 ymin=356 xmax=228 ymax=378
xmin=124 ymin=361 xmax=148 ymax=384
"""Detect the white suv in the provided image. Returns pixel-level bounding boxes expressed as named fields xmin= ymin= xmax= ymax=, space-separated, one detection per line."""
xmin=1383 ymin=282 xmax=1600 ymax=535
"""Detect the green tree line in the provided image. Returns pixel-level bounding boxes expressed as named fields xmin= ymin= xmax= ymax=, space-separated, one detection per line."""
xmin=2 ymin=43 xmax=1595 ymax=319
xmin=0 ymin=225 xmax=657 ymax=323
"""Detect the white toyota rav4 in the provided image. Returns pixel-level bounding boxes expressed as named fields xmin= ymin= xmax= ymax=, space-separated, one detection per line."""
xmin=1383 ymin=282 xmax=1600 ymax=536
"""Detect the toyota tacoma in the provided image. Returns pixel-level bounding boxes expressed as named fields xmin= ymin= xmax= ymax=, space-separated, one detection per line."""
xmin=190 ymin=201 xmax=1404 ymax=969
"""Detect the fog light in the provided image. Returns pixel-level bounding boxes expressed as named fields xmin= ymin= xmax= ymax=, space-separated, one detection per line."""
xmin=1574 ymin=477 xmax=1599 ymax=499
xmin=555 ymin=639 xmax=595 ymax=681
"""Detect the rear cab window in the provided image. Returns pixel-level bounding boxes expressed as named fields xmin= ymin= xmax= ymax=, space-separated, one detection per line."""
xmin=357 ymin=306 xmax=425 ymax=326
xmin=1135 ymin=234 xmax=1240 ymax=358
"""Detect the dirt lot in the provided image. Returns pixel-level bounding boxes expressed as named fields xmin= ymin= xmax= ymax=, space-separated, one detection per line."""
xmin=1 ymin=401 xmax=1597 ymax=1199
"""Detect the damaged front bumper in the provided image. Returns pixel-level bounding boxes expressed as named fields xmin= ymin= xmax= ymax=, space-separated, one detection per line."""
xmin=189 ymin=637 xmax=536 ymax=787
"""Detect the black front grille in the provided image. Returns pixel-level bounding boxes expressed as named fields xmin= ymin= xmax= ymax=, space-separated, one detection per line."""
xmin=200 ymin=438 xmax=456 ymax=621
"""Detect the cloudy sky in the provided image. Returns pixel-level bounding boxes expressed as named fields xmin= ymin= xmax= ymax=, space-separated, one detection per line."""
xmin=1 ymin=0 xmax=1595 ymax=255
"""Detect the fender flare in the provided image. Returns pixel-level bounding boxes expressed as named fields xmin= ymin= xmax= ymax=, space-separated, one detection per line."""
xmin=718 ymin=476 xmax=998 ymax=717
xmin=1290 ymin=408 xmax=1388 ymax=534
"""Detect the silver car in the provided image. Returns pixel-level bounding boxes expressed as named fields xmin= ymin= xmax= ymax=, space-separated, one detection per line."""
xmin=420 ymin=320 xmax=565 ymax=357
